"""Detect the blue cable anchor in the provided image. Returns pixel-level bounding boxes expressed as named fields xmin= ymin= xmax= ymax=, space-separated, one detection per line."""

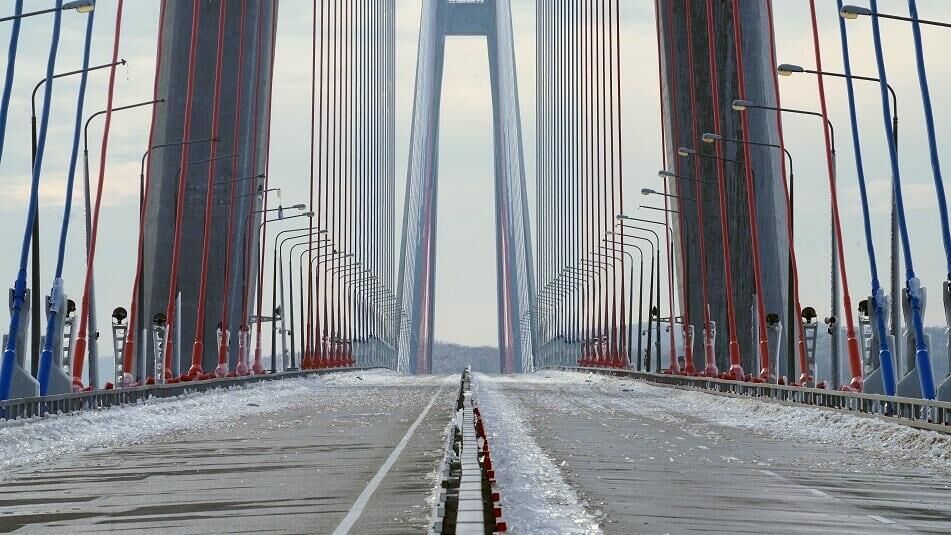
xmin=38 ymin=8 xmax=96 ymax=396
xmin=835 ymin=0 xmax=896 ymax=396
xmin=0 ymin=1 xmax=65 ymax=402
xmin=867 ymin=0 xmax=935 ymax=400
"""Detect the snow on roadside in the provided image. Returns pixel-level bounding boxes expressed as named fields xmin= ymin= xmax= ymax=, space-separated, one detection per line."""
xmin=522 ymin=370 xmax=951 ymax=474
xmin=473 ymin=373 xmax=603 ymax=535
xmin=0 ymin=369 xmax=414 ymax=477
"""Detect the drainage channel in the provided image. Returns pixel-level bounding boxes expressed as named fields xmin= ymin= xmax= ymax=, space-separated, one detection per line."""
xmin=431 ymin=369 xmax=507 ymax=534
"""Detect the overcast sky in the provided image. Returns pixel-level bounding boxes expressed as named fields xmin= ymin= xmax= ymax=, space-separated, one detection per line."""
xmin=0 ymin=1 xmax=948 ymax=350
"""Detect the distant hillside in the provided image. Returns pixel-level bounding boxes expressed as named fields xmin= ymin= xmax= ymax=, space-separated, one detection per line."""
xmin=432 ymin=341 xmax=500 ymax=374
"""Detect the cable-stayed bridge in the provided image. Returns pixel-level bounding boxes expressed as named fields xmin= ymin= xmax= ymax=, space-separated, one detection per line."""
xmin=0 ymin=1 xmax=950 ymax=533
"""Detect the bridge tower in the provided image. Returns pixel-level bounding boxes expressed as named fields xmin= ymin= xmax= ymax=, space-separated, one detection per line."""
xmin=396 ymin=0 xmax=536 ymax=374
xmin=141 ymin=1 xmax=278 ymax=375
xmin=657 ymin=1 xmax=791 ymax=377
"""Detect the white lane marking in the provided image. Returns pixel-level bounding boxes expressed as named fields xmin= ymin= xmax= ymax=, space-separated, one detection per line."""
xmin=332 ymin=387 xmax=444 ymax=535
xmin=868 ymin=515 xmax=896 ymax=525
xmin=696 ymin=445 xmax=709 ymax=450
xmin=759 ymin=469 xmax=778 ymax=477
xmin=808 ymin=488 xmax=832 ymax=498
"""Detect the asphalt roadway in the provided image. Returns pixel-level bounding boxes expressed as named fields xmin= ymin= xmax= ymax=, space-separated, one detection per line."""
xmin=0 ymin=375 xmax=456 ymax=534
xmin=485 ymin=373 xmax=951 ymax=534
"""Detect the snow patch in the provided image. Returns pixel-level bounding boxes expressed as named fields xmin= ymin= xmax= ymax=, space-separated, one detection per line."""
xmin=527 ymin=370 xmax=951 ymax=474
xmin=0 ymin=369 xmax=419 ymax=478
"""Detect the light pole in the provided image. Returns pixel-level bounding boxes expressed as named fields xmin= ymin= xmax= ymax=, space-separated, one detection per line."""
xmin=77 ymin=99 xmax=162 ymax=388
xmin=701 ymin=132 xmax=807 ymax=385
xmin=617 ymin=214 xmax=677 ymax=374
xmin=273 ymin=229 xmax=328 ymax=373
xmin=609 ymin=230 xmax=657 ymax=372
xmin=247 ymin=208 xmax=312 ymax=376
xmin=28 ymin=59 xmax=126 ymax=377
xmin=122 ymin=136 xmax=218 ymax=382
xmin=617 ymin=217 xmax=668 ymax=373
xmin=602 ymin=239 xmax=643 ymax=370
xmin=777 ymin=61 xmax=902 ymax=366
xmin=731 ymin=101 xmax=862 ymax=390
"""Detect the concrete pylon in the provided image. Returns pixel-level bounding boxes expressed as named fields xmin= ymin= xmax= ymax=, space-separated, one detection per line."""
xmin=396 ymin=0 xmax=535 ymax=374
xmin=657 ymin=0 xmax=790 ymax=376
xmin=142 ymin=1 xmax=277 ymax=376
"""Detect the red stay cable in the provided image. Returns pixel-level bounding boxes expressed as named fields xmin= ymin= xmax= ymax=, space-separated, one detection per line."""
xmin=252 ymin=2 xmax=281 ymax=375
xmin=766 ymin=0 xmax=812 ymax=385
xmin=188 ymin=0 xmax=229 ymax=379
xmin=614 ymin=0 xmax=628 ymax=367
xmin=704 ymin=0 xmax=743 ymax=379
xmin=71 ymin=0 xmax=126 ymax=390
xmin=660 ymin=0 xmax=683 ymax=374
xmin=215 ymin=1 xmax=249 ymax=377
xmin=305 ymin=0 xmax=318 ymax=369
xmin=806 ymin=0 xmax=863 ymax=390
xmin=160 ymin=0 xmax=202 ymax=381
xmin=236 ymin=4 xmax=266 ymax=376
xmin=683 ymin=0 xmax=715 ymax=376
xmin=729 ymin=0 xmax=772 ymax=382
xmin=122 ymin=0 xmax=168 ymax=384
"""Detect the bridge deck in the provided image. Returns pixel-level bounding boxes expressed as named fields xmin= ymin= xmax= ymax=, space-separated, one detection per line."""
xmin=476 ymin=372 xmax=951 ymax=534
xmin=0 ymin=376 xmax=455 ymax=534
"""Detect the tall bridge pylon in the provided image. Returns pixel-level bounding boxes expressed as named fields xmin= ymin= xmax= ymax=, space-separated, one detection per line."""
xmin=396 ymin=0 xmax=536 ymax=374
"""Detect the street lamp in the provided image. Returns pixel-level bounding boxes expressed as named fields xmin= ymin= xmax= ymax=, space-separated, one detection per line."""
xmin=74 ymin=99 xmax=162 ymax=387
xmin=608 ymin=229 xmax=659 ymax=372
xmin=840 ymin=4 xmax=951 ymax=29
xmin=618 ymin=214 xmax=681 ymax=375
xmin=777 ymin=62 xmax=902 ymax=357
xmin=730 ymin=102 xmax=861 ymax=389
xmin=0 ymin=1 xmax=94 ymax=23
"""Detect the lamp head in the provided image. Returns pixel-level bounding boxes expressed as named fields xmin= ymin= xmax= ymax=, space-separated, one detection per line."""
xmin=615 ymin=214 xmax=631 ymax=221
xmin=702 ymin=133 xmax=722 ymax=144
xmin=732 ymin=99 xmax=754 ymax=111
xmin=64 ymin=0 xmax=95 ymax=13
xmin=641 ymin=188 xmax=656 ymax=196
xmin=840 ymin=5 xmax=871 ymax=19
xmin=303 ymin=211 xmax=315 ymax=217
xmin=658 ymin=170 xmax=675 ymax=178
xmin=291 ymin=203 xmax=307 ymax=210
xmin=777 ymin=63 xmax=804 ymax=77
xmin=677 ymin=146 xmax=695 ymax=157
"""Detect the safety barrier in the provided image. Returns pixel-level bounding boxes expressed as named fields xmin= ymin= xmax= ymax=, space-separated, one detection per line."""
xmin=432 ymin=369 xmax=507 ymax=534
xmin=0 ymin=367 xmax=375 ymax=421
xmin=554 ymin=367 xmax=951 ymax=434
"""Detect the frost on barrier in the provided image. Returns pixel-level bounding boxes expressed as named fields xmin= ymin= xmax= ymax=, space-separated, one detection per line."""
xmin=473 ymin=374 xmax=603 ymax=535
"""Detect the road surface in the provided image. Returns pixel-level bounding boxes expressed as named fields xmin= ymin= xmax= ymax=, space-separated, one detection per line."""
xmin=0 ymin=373 xmax=456 ymax=534
xmin=475 ymin=371 xmax=951 ymax=534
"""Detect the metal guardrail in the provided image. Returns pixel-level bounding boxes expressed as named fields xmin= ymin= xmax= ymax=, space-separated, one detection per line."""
xmin=552 ymin=366 xmax=951 ymax=433
xmin=0 ymin=367 xmax=379 ymax=421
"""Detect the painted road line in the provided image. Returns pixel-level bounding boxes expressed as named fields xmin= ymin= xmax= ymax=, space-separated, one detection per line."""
xmin=332 ymin=387 xmax=445 ymax=535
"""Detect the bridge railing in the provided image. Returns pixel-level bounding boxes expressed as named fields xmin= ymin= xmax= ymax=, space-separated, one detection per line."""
xmin=0 ymin=367 xmax=375 ymax=421
xmin=551 ymin=367 xmax=951 ymax=433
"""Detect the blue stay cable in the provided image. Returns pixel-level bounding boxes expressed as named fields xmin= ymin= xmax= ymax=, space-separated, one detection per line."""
xmin=868 ymin=0 xmax=935 ymax=400
xmin=0 ymin=0 xmax=65 ymax=401
xmin=907 ymin=1 xmax=951 ymax=277
xmin=835 ymin=0 xmax=896 ymax=395
xmin=0 ymin=0 xmax=25 ymax=167
xmin=38 ymin=8 xmax=95 ymax=395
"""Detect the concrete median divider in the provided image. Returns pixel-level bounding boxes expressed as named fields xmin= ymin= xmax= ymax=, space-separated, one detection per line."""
xmin=431 ymin=368 xmax=507 ymax=534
